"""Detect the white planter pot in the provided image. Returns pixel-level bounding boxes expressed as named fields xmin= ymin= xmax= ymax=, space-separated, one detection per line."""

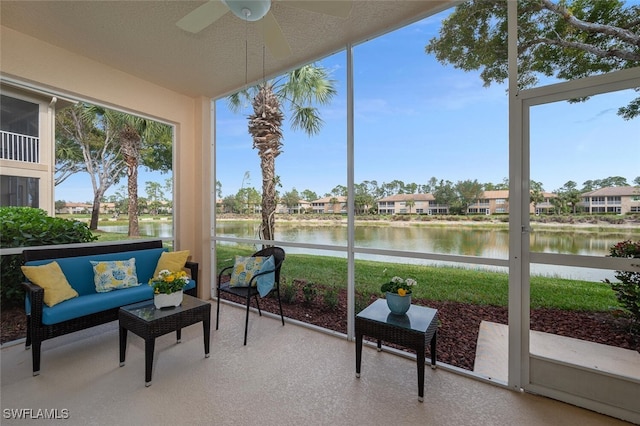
xmin=154 ymin=290 xmax=183 ymax=309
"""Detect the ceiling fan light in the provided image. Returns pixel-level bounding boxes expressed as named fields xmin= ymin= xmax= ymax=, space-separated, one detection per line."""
xmin=222 ymin=0 xmax=271 ymax=22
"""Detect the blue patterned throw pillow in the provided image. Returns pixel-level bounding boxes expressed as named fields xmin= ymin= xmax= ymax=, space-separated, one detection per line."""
xmin=256 ymin=255 xmax=275 ymax=297
xmin=229 ymin=255 xmax=271 ymax=288
xmin=90 ymin=258 xmax=139 ymax=293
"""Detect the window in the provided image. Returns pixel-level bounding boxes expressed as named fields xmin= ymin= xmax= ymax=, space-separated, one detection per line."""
xmin=0 ymin=95 xmax=39 ymax=137
xmin=0 ymin=95 xmax=40 ymax=163
xmin=607 ymin=196 xmax=621 ymax=205
xmin=0 ymin=175 xmax=39 ymax=207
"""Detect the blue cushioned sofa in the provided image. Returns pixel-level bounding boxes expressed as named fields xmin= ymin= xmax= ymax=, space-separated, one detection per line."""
xmin=21 ymin=240 xmax=198 ymax=375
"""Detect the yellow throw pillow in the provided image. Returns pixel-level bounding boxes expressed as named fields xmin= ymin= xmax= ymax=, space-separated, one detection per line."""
xmin=21 ymin=261 xmax=78 ymax=307
xmin=153 ymin=250 xmax=190 ymax=278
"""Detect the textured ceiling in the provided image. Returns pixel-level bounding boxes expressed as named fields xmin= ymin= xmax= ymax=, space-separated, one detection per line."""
xmin=0 ymin=1 xmax=453 ymax=99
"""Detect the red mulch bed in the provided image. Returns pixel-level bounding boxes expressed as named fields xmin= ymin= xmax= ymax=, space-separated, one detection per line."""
xmin=3 ymin=281 xmax=638 ymax=371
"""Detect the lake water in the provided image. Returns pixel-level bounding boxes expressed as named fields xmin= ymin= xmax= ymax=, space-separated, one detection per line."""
xmin=99 ymin=221 xmax=637 ymax=281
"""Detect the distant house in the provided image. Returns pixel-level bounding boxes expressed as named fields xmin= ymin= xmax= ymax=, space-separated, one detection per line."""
xmin=468 ymin=190 xmax=509 ymax=215
xmin=580 ymin=186 xmax=640 ymax=214
xmin=467 ymin=190 xmax=556 ymax=215
xmin=374 ymin=190 xmax=556 ymax=215
xmin=532 ymin=192 xmax=556 ymax=215
xmin=57 ymin=202 xmax=91 ymax=215
xmin=376 ymin=193 xmax=449 ymax=215
xmin=57 ymin=202 xmax=116 ymax=215
xmin=276 ymin=199 xmax=311 ymax=214
xmin=311 ymin=196 xmax=346 ymax=214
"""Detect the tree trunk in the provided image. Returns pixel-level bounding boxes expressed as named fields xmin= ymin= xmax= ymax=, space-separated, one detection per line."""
xmin=127 ymin=157 xmax=139 ymax=237
xmin=89 ymin=195 xmax=102 ymax=230
xmin=120 ymin=126 xmax=141 ymax=238
xmin=260 ymin=154 xmax=276 ymax=242
xmin=248 ymin=84 xmax=283 ymax=245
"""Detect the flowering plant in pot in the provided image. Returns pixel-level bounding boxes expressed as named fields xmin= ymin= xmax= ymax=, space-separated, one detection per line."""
xmin=149 ymin=270 xmax=189 ymax=295
xmin=380 ymin=276 xmax=417 ymax=296
xmin=381 ymin=276 xmax=417 ymax=315
xmin=149 ymin=270 xmax=189 ymax=309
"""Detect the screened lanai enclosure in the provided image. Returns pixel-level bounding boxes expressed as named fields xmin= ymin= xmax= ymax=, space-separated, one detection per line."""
xmin=1 ymin=0 xmax=639 ymax=423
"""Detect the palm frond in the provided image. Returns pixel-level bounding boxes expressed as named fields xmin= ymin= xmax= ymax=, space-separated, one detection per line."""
xmin=227 ymin=88 xmax=256 ymax=113
xmin=290 ymin=106 xmax=323 ymax=136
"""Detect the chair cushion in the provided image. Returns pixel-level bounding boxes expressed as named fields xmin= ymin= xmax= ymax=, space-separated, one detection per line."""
xmin=229 ymin=255 xmax=271 ymax=288
xmin=24 ymin=248 xmax=166 ymax=296
xmin=21 ymin=261 xmax=79 ymax=307
xmin=153 ymin=250 xmax=190 ymax=278
xmin=41 ymin=284 xmax=153 ymax=325
xmin=90 ymin=258 xmax=139 ymax=293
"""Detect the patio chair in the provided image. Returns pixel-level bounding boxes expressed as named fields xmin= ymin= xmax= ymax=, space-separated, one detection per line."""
xmin=215 ymin=246 xmax=285 ymax=345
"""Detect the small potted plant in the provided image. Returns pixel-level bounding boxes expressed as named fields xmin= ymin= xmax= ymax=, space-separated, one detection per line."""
xmin=381 ymin=276 xmax=417 ymax=315
xmin=149 ymin=269 xmax=189 ymax=309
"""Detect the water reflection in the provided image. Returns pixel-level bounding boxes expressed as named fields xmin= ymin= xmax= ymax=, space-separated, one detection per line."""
xmin=98 ymin=222 xmax=174 ymax=238
xmin=102 ymin=220 xmax=635 ymax=281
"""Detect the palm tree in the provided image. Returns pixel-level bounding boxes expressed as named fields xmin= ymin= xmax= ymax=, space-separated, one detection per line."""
xmin=115 ymin=115 xmax=170 ymax=236
xmin=530 ymin=180 xmax=545 ymax=215
xmin=405 ymin=199 xmax=415 ymax=215
xmin=228 ymin=64 xmax=337 ymax=241
xmin=328 ymin=197 xmax=339 ymax=214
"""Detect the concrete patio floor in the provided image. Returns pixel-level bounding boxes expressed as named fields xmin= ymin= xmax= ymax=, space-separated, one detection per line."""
xmin=1 ymin=301 xmax=632 ymax=425
xmin=474 ymin=320 xmax=640 ymax=383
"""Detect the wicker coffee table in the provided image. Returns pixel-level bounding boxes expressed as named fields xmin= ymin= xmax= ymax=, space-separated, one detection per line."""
xmin=355 ymin=299 xmax=438 ymax=402
xmin=118 ymin=294 xmax=211 ymax=386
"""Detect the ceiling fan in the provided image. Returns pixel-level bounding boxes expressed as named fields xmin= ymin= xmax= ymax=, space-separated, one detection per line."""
xmin=176 ymin=0 xmax=352 ymax=59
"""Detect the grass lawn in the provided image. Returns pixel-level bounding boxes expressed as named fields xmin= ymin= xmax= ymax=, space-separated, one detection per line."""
xmin=87 ymin=228 xmax=618 ymax=312
xmin=215 ymin=245 xmax=618 ymax=312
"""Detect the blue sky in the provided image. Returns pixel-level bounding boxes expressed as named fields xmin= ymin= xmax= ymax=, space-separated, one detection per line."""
xmin=56 ymin=7 xmax=639 ymax=203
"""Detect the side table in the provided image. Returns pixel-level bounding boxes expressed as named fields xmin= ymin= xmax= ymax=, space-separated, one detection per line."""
xmin=355 ymin=299 xmax=438 ymax=402
xmin=119 ymin=294 xmax=211 ymax=386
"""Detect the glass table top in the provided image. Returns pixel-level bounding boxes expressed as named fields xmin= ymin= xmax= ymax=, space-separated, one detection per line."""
xmin=120 ymin=294 xmax=207 ymax=322
xmin=356 ymin=299 xmax=437 ymax=332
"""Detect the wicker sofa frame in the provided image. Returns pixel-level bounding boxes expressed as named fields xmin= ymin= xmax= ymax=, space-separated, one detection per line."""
xmin=21 ymin=240 xmax=198 ymax=375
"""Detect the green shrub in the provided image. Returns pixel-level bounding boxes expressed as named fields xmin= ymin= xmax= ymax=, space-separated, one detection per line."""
xmin=0 ymin=207 xmax=98 ymax=307
xmin=354 ymin=291 xmax=372 ymax=314
xmin=323 ymin=288 xmax=338 ymax=310
xmin=280 ymin=277 xmax=297 ymax=304
xmin=604 ymin=240 xmax=640 ymax=330
xmin=301 ymin=281 xmax=317 ymax=305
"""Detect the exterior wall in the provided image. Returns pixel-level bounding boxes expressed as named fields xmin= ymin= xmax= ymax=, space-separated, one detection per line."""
xmin=580 ymin=188 xmax=640 ymax=214
xmin=627 ymin=194 xmax=640 ymax=213
xmin=377 ymin=192 xmax=559 ymax=215
xmin=376 ymin=194 xmax=439 ymax=214
xmin=311 ymin=197 xmax=345 ymax=214
xmin=276 ymin=200 xmax=310 ymax=214
xmin=1 ymin=26 xmax=211 ymax=299
xmin=0 ymin=85 xmax=57 ymax=214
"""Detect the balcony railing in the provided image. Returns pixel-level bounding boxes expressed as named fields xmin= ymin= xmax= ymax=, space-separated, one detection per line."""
xmin=0 ymin=130 xmax=40 ymax=163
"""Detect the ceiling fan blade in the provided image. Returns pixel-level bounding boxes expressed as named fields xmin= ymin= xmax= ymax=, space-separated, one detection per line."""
xmin=176 ymin=0 xmax=230 ymax=33
xmin=284 ymin=0 xmax=352 ymax=19
xmin=263 ymin=10 xmax=292 ymax=59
